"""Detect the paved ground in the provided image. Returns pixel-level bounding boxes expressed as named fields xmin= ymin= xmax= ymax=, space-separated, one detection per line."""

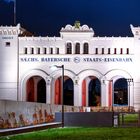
xmin=0 ymin=122 xmax=62 ymax=136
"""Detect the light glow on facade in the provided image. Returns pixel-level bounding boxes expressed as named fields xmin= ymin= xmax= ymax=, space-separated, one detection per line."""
xmin=0 ymin=23 xmax=140 ymax=110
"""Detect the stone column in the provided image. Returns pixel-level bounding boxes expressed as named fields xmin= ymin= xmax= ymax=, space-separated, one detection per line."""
xmin=46 ymin=76 xmax=52 ymax=104
xmin=130 ymin=81 xmax=134 ymax=107
xmin=127 ymin=79 xmax=134 ymax=108
xmin=101 ymin=79 xmax=109 ymax=107
xmin=86 ymin=78 xmax=90 ymax=106
xmin=74 ymin=76 xmax=82 ymax=106
xmin=108 ymin=80 xmax=113 ymax=107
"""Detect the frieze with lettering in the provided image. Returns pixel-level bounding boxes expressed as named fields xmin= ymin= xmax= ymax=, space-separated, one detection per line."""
xmin=20 ymin=57 xmax=133 ymax=63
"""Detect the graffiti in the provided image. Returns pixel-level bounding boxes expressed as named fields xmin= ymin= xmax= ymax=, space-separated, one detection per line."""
xmin=0 ymin=105 xmax=55 ymax=129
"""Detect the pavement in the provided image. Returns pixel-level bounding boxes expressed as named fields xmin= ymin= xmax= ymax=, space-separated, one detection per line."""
xmin=0 ymin=122 xmax=62 ymax=137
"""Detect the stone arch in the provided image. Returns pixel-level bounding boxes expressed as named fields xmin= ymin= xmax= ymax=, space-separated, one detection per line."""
xmin=74 ymin=41 xmax=81 ymax=54
xmin=78 ymin=69 xmax=103 ymax=107
xmin=104 ymin=69 xmax=133 ymax=107
xmin=114 ymin=78 xmax=128 ymax=106
xmin=65 ymin=40 xmax=73 ymax=54
xmin=105 ymin=69 xmax=132 ymax=80
xmin=20 ymin=69 xmax=49 ymax=101
xmin=78 ymin=69 xmax=103 ymax=84
xmin=50 ymin=69 xmax=76 ymax=104
xmin=50 ymin=69 xmax=76 ymax=80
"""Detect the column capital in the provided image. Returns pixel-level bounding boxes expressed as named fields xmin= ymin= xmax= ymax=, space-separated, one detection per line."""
xmin=73 ymin=76 xmax=79 ymax=85
xmin=46 ymin=76 xmax=52 ymax=85
xmin=101 ymin=79 xmax=110 ymax=85
xmin=127 ymin=78 xmax=133 ymax=86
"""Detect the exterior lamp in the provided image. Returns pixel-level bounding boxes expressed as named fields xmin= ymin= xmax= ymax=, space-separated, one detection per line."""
xmin=50 ymin=65 xmax=64 ymax=127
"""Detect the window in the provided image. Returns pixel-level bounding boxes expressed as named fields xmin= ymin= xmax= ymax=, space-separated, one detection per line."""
xmin=126 ymin=48 xmax=129 ymax=54
xmin=66 ymin=43 xmax=72 ymax=54
xmin=75 ymin=43 xmax=80 ymax=54
xmin=5 ymin=42 xmax=10 ymax=47
xmin=31 ymin=48 xmax=34 ymax=54
xmin=120 ymin=48 xmax=123 ymax=54
xmin=83 ymin=43 xmax=89 ymax=54
xmin=50 ymin=48 xmax=53 ymax=54
xmin=108 ymin=48 xmax=110 ymax=54
xmin=114 ymin=48 xmax=117 ymax=54
xmin=95 ymin=48 xmax=98 ymax=54
xmin=24 ymin=48 xmax=27 ymax=54
xmin=38 ymin=48 xmax=40 ymax=54
xmin=102 ymin=48 xmax=104 ymax=54
xmin=56 ymin=48 xmax=59 ymax=54
xmin=44 ymin=48 xmax=47 ymax=54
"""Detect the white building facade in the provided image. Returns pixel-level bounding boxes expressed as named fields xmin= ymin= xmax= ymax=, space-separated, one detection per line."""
xmin=0 ymin=23 xmax=140 ymax=110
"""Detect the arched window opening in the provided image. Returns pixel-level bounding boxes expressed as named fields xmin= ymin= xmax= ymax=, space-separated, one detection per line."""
xmin=66 ymin=43 xmax=72 ymax=54
xmin=37 ymin=48 xmax=40 ymax=54
xmin=31 ymin=48 xmax=34 ymax=54
xmin=83 ymin=43 xmax=89 ymax=54
xmin=75 ymin=43 xmax=80 ymax=54
xmin=102 ymin=48 xmax=104 ymax=54
xmin=56 ymin=48 xmax=59 ymax=54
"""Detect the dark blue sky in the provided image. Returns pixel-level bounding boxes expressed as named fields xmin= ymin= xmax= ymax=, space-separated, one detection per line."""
xmin=1 ymin=0 xmax=140 ymax=36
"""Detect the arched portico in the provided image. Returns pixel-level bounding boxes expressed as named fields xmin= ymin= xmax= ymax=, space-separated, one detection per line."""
xmin=26 ymin=76 xmax=46 ymax=103
xmin=114 ymin=78 xmax=128 ymax=106
xmin=82 ymin=76 xmax=101 ymax=107
xmin=105 ymin=69 xmax=134 ymax=107
xmin=55 ymin=76 xmax=74 ymax=105
xmin=19 ymin=69 xmax=50 ymax=103
xmin=78 ymin=69 xmax=103 ymax=106
xmin=50 ymin=69 xmax=76 ymax=105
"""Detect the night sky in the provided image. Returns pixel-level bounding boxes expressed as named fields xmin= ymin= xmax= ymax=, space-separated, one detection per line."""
xmin=1 ymin=0 xmax=140 ymax=36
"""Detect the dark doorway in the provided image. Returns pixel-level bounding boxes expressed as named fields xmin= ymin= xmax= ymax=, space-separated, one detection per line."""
xmin=37 ymin=78 xmax=46 ymax=103
xmin=88 ymin=77 xmax=101 ymax=106
xmin=114 ymin=78 xmax=128 ymax=106
xmin=64 ymin=78 xmax=74 ymax=106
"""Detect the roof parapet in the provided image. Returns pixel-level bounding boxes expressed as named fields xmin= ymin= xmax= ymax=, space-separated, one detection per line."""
xmin=130 ymin=24 xmax=140 ymax=37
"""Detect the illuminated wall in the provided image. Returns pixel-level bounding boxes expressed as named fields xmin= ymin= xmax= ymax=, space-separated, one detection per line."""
xmin=1 ymin=23 xmax=140 ymax=110
xmin=0 ymin=24 xmax=20 ymax=100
